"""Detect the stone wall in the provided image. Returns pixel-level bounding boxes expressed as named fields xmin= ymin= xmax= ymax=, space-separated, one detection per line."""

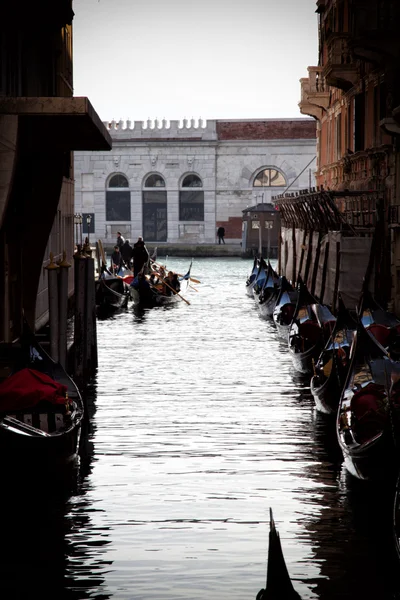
xmin=74 ymin=119 xmax=317 ymax=246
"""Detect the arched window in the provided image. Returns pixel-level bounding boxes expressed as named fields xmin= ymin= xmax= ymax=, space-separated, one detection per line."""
xmin=253 ymin=168 xmax=286 ymax=187
xmin=180 ymin=174 xmax=204 ymax=221
xmin=106 ymin=174 xmax=131 ymax=221
xmin=145 ymin=174 xmax=165 ymax=188
xmin=142 ymin=174 xmax=167 ymax=242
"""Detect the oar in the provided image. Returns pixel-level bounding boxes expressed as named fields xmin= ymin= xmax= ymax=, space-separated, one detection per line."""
xmin=162 ymin=280 xmax=190 ymax=305
xmin=177 ymin=273 xmax=201 ymax=284
xmin=189 ymin=284 xmax=199 ymax=292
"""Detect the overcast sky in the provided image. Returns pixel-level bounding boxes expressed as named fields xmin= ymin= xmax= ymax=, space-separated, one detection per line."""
xmin=73 ymin=0 xmax=318 ymax=123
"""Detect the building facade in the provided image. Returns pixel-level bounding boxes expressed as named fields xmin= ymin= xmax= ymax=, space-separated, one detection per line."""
xmin=298 ymin=0 xmax=400 ymax=310
xmin=0 ymin=2 xmax=110 ymax=341
xmin=74 ymin=119 xmax=316 ymax=248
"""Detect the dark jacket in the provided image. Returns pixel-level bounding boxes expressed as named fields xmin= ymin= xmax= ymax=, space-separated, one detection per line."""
xmin=133 ymin=241 xmax=149 ymax=269
xmin=217 ymin=227 xmax=225 ymax=237
xmin=116 ymin=234 xmax=125 ymax=249
xmin=121 ymin=241 xmax=133 ymax=264
xmin=111 ymin=250 xmax=122 ymax=269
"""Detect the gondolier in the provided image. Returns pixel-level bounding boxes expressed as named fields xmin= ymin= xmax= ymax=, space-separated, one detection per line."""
xmin=132 ymin=236 xmax=149 ymax=276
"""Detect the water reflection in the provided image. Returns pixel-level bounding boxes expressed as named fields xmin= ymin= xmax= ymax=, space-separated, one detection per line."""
xmin=3 ymin=258 xmax=400 ymax=599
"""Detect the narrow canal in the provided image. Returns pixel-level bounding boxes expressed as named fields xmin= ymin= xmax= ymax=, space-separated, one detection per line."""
xmin=1 ymin=258 xmax=400 ymax=600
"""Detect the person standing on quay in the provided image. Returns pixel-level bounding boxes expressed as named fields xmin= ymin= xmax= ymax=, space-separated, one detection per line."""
xmin=217 ymin=226 xmax=225 ymax=244
xmin=116 ymin=231 xmax=125 ymax=249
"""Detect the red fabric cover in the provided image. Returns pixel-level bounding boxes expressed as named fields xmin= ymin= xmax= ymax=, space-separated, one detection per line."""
xmin=123 ymin=275 xmax=134 ymax=284
xmin=0 ymin=368 xmax=67 ymax=411
xmin=367 ymin=323 xmax=391 ymax=347
xmin=298 ymin=321 xmax=321 ymax=344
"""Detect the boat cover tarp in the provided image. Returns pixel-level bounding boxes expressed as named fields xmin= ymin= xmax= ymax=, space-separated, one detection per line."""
xmin=0 ymin=368 xmax=67 ymax=411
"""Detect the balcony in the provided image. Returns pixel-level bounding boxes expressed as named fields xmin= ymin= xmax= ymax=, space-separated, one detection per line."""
xmin=351 ymin=2 xmax=399 ymax=64
xmin=298 ymin=67 xmax=329 ymax=121
xmin=323 ymin=34 xmax=359 ymax=91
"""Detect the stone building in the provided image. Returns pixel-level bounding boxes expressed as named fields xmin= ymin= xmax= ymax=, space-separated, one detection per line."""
xmin=74 ymin=118 xmax=316 ymax=249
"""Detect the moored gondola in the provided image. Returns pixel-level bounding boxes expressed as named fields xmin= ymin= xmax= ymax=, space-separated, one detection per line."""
xmin=256 ymin=508 xmax=302 ymax=600
xmin=253 ymin=258 xmax=270 ymax=304
xmin=288 ymin=280 xmax=336 ymax=375
xmin=311 ymin=298 xmax=356 ymax=414
xmin=336 ymin=323 xmax=400 ymax=481
xmin=258 ymin=261 xmax=280 ymax=320
xmin=272 ymin=277 xmax=298 ymax=341
xmin=360 ymin=290 xmax=400 ymax=359
xmin=245 ymin=256 xmax=259 ymax=298
xmin=0 ymin=325 xmax=84 ymax=468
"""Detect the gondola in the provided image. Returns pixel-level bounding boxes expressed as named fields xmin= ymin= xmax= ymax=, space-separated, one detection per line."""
xmin=256 ymin=508 xmax=302 ymax=600
xmin=311 ymin=298 xmax=356 ymax=415
xmin=272 ymin=277 xmax=298 ymax=341
xmin=129 ymin=262 xmax=192 ymax=307
xmin=95 ymin=268 xmax=129 ymax=310
xmin=0 ymin=325 xmax=84 ymax=467
xmin=253 ymin=258 xmax=270 ymax=304
xmin=245 ymin=256 xmax=259 ymax=298
xmin=288 ymin=280 xmax=336 ymax=375
xmin=360 ymin=290 xmax=400 ymax=360
xmin=336 ymin=323 xmax=400 ymax=481
xmin=258 ymin=261 xmax=280 ymax=320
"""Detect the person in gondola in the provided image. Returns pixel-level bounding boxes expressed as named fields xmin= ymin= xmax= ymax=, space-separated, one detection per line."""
xmin=110 ymin=245 xmax=123 ymax=274
xmin=121 ymin=239 xmax=133 ymax=270
xmin=132 ymin=236 xmax=149 ymax=276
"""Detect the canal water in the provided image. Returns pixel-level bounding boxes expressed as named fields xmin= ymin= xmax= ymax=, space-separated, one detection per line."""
xmin=1 ymin=257 xmax=400 ymax=600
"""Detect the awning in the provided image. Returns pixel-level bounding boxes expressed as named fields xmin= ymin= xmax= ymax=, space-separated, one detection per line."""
xmin=0 ymin=96 xmax=112 ymax=151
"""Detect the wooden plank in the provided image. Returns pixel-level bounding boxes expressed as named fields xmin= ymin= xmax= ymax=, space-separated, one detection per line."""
xmin=319 ymin=241 xmax=330 ymax=305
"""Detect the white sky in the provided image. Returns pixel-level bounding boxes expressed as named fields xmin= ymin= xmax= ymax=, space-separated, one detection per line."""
xmin=73 ymin=0 xmax=319 ymax=123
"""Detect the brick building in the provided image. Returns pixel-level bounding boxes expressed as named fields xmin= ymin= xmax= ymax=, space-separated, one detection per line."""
xmin=74 ymin=118 xmax=316 ymax=248
xmin=297 ymin=0 xmax=400 ymax=310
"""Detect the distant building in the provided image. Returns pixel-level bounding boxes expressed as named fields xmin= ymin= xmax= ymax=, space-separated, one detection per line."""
xmin=74 ymin=119 xmax=316 ymax=248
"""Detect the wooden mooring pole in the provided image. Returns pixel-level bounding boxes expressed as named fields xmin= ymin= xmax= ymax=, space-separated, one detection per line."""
xmin=45 ymin=253 xmax=59 ymax=363
xmin=58 ymin=251 xmax=71 ymax=369
xmin=74 ymin=252 xmax=86 ymax=380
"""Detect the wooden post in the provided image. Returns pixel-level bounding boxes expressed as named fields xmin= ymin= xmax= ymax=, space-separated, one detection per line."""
xmin=58 ymin=251 xmax=71 ymax=369
xmin=292 ymin=225 xmax=297 ymax=284
xmin=74 ymin=253 xmax=86 ymax=380
xmin=84 ymin=257 xmax=98 ymax=376
xmin=303 ymin=230 xmax=314 ymax=286
xmin=332 ymin=240 xmax=341 ymax=312
xmin=45 ymin=253 xmax=59 ymax=362
xmin=311 ymin=232 xmax=322 ymax=296
xmin=320 ymin=241 xmax=330 ymax=305
xmin=297 ymin=229 xmax=307 ymax=281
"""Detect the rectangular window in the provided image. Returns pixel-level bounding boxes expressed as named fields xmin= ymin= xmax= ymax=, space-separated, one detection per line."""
xmin=179 ymin=191 xmax=204 ymax=221
xmin=335 ymin=114 xmax=342 ymax=161
xmin=106 ymin=191 xmax=131 ymax=221
xmin=143 ymin=191 xmax=167 ymax=242
xmin=252 ymin=220 xmax=260 ymax=229
xmin=354 ymin=93 xmax=365 ymax=152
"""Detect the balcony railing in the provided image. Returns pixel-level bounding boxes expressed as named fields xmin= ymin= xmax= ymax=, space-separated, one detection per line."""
xmin=323 ymin=34 xmax=358 ymax=91
xmin=298 ymin=67 xmax=329 ymax=120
